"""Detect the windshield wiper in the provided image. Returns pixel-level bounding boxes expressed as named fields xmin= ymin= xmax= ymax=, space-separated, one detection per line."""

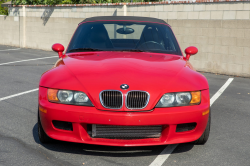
xmin=68 ymin=48 xmax=103 ymax=52
xmin=119 ymin=49 xmax=148 ymax=52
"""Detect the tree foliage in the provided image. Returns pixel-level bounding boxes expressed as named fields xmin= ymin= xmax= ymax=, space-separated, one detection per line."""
xmin=13 ymin=0 xmax=159 ymax=5
xmin=0 ymin=0 xmax=8 ymax=15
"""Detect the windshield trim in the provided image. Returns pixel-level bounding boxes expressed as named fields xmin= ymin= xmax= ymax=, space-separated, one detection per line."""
xmin=66 ymin=50 xmax=181 ymax=55
xmin=80 ymin=16 xmax=169 ymax=25
xmin=79 ymin=20 xmax=171 ymax=27
xmin=66 ymin=51 xmax=183 ymax=57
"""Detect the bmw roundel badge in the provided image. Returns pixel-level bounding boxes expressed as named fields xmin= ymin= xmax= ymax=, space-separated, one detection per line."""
xmin=120 ymin=84 xmax=129 ymax=90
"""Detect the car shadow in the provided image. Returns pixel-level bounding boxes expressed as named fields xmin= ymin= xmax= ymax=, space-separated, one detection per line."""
xmin=172 ymin=143 xmax=195 ymax=154
xmin=33 ymin=123 xmax=194 ymax=157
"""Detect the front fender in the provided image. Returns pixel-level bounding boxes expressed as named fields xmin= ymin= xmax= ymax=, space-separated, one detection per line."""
xmin=39 ymin=63 xmax=86 ymax=92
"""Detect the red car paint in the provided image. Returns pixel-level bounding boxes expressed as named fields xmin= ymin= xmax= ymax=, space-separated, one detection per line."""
xmin=39 ymin=19 xmax=210 ymax=146
xmin=52 ymin=43 xmax=64 ymax=58
xmin=185 ymin=46 xmax=198 ymax=61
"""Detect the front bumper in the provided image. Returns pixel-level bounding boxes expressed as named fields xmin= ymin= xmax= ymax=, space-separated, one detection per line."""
xmin=39 ymin=86 xmax=210 ymax=146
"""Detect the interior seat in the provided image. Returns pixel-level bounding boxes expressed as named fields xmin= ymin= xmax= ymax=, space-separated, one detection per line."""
xmin=135 ymin=26 xmax=164 ymax=50
xmin=86 ymin=24 xmax=114 ymax=49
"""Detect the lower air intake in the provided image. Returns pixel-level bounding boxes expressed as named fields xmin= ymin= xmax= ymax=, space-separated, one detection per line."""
xmin=52 ymin=120 xmax=73 ymax=131
xmin=176 ymin=123 xmax=196 ymax=132
xmin=89 ymin=125 xmax=162 ymax=139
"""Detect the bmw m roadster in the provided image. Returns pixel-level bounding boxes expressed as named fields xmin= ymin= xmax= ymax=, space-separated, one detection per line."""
xmin=38 ymin=16 xmax=210 ymax=146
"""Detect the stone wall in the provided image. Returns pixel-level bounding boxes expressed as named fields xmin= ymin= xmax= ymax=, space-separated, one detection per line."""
xmin=170 ymin=19 xmax=250 ymax=77
xmin=0 ymin=1 xmax=250 ymax=77
xmin=0 ymin=15 xmax=20 ymax=47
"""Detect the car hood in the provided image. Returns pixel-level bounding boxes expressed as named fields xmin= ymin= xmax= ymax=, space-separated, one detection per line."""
xmin=40 ymin=51 xmax=209 ymax=111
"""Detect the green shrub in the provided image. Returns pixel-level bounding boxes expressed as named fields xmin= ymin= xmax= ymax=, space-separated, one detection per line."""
xmin=13 ymin=0 xmax=160 ymax=5
xmin=0 ymin=0 xmax=8 ymax=15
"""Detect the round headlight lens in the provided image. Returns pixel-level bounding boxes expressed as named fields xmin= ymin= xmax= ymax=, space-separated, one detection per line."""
xmin=161 ymin=93 xmax=175 ymax=105
xmin=176 ymin=92 xmax=191 ymax=106
xmin=58 ymin=90 xmax=73 ymax=102
xmin=156 ymin=93 xmax=175 ymax=107
xmin=74 ymin=92 xmax=89 ymax=103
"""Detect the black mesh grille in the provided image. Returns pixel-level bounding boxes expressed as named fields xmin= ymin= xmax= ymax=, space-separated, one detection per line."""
xmin=176 ymin=123 xmax=197 ymax=132
xmin=52 ymin=120 xmax=73 ymax=131
xmin=126 ymin=91 xmax=149 ymax=109
xmin=100 ymin=91 xmax=123 ymax=109
xmin=90 ymin=125 xmax=162 ymax=139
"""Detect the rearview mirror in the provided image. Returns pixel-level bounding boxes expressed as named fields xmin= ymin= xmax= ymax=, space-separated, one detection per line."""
xmin=184 ymin=46 xmax=198 ymax=61
xmin=52 ymin=43 xmax=65 ymax=58
xmin=116 ymin=26 xmax=134 ymax=34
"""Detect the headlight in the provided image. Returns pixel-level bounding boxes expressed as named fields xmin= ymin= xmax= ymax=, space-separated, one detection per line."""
xmin=58 ymin=90 xmax=73 ymax=103
xmin=176 ymin=92 xmax=192 ymax=106
xmin=156 ymin=91 xmax=201 ymax=107
xmin=158 ymin=93 xmax=175 ymax=107
xmin=47 ymin=89 xmax=93 ymax=106
xmin=74 ymin=92 xmax=89 ymax=103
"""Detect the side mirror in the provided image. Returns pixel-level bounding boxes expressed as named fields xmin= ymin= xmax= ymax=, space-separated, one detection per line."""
xmin=184 ymin=46 xmax=198 ymax=61
xmin=52 ymin=43 xmax=65 ymax=58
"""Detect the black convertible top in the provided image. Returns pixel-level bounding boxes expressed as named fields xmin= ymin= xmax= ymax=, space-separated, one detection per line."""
xmin=81 ymin=16 xmax=168 ymax=25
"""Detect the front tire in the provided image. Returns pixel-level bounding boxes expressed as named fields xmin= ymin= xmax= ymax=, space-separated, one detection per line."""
xmin=38 ymin=110 xmax=53 ymax=144
xmin=194 ymin=110 xmax=211 ymax=145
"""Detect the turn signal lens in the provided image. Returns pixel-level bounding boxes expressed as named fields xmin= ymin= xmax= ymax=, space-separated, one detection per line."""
xmin=39 ymin=106 xmax=47 ymax=113
xmin=190 ymin=91 xmax=201 ymax=104
xmin=202 ymin=110 xmax=210 ymax=116
xmin=48 ymin=89 xmax=59 ymax=102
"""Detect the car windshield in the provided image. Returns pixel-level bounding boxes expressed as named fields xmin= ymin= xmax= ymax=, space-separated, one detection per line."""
xmin=67 ymin=21 xmax=182 ymax=55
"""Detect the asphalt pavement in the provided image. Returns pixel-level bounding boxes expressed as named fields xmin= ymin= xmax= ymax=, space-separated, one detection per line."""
xmin=0 ymin=45 xmax=249 ymax=166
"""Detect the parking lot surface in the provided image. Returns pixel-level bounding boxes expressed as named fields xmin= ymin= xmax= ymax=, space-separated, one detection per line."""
xmin=0 ymin=45 xmax=249 ymax=166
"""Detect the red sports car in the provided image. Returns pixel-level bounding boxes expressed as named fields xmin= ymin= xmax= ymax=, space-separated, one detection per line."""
xmin=38 ymin=16 xmax=210 ymax=146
